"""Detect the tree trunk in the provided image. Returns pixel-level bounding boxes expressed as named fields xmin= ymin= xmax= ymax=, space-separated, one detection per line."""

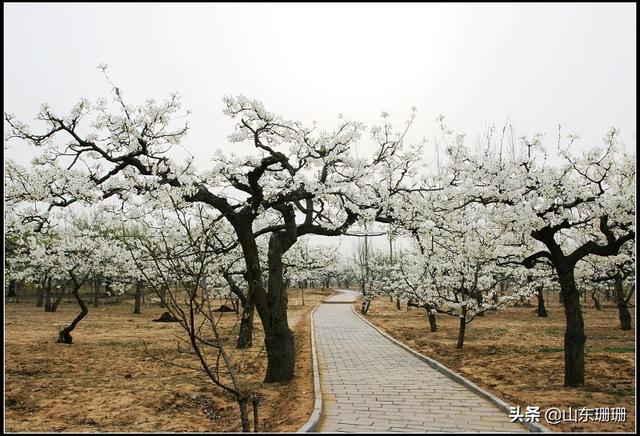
xmin=7 ymin=279 xmax=17 ymax=298
xmin=361 ymin=299 xmax=370 ymax=315
xmin=615 ymin=276 xmax=632 ymax=331
xmin=426 ymin=308 xmax=437 ymax=332
xmin=617 ymin=302 xmax=631 ymax=331
xmin=44 ymin=277 xmax=53 ymax=312
xmin=301 ymin=286 xmax=305 ymax=306
xmin=590 ymin=291 xmax=601 ymax=311
xmin=50 ymin=285 xmax=66 ymax=312
xmin=536 ymin=286 xmax=548 ymax=317
xmin=262 ymin=234 xmax=295 ymax=383
xmin=236 ymin=295 xmax=255 ymax=349
xmin=238 ymin=397 xmax=250 ymax=432
xmin=93 ymin=278 xmax=100 ymax=307
xmin=159 ymin=286 xmax=167 ymax=308
xmin=16 ymin=280 xmax=23 ymax=303
xmin=36 ymin=279 xmax=45 ymax=307
xmin=395 ymin=297 xmax=401 ymax=310
xmin=558 ymin=269 xmax=586 ymax=387
xmin=57 ymin=282 xmax=88 ymax=344
xmin=231 ymin=297 xmax=239 ymax=314
xmin=456 ymin=316 xmax=466 ymax=349
xmin=252 ymin=395 xmax=260 ymax=432
xmin=474 ymin=291 xmax=485 ymax=316
xmin=233 ymin=213 xmax=298 ymax=383
xmin=133 ymin=279 xmax=143 ymax=314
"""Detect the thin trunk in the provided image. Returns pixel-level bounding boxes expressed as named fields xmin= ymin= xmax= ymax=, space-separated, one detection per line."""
xmin=426 ymin=308 xmax=437 ymax=332
xmin=361 ymin=299 xmax=371 ymax=315
xmin=36 ymin=279 xmax=45 ymax=308
xmin=301 ymin=287 xmax=305 ymax=306
xmin=7 ymin=279 xmax=17 ymax=298
xmin=395 ymin=297 xmax=401 ymax=310
xmin=590 ymin=291 xmax=602 ymax=311
xmin=133 ymin=279 xmax=143 ymax=314
xmin=159 ymin=286 xmax=167 ymax=308
xmin=44 ymin=277 xmax=53 ymax=312
xmin=615 ymin=276 xmax=632 ymax=331
xmin=57 ymin=282 xmax=88 ymax=344
xmin=559 ymin=269 xmax=586 ymax=387
xmin=50 ymin=286 xmax=66 ymax=312
xmin=252 ymin=395 xmax=260 ymax=432
xmin=238 ymin=397 xmax=250 ymax=432
xmin=536 ymin=286 xmax=548 ymax=317
xmin=474 ymin=291 xmax=485 ymax=316
xmin=93 ymin=278 xmax=100 ymax=307
xmin=231 ymin=297 xmax=239 ymax=314
xmin=456 ymin=315 xmax=466 ymax=349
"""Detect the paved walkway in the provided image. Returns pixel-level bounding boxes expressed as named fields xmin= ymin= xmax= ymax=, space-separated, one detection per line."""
xmin=313 ymin=290 xmax=528 ymax=432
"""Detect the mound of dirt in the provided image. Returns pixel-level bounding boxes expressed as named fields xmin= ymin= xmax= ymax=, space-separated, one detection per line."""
xmin=153 ymin=312 xmax=179 ymax=323
xmin=213 ymin=305 xmax=236 ymax=313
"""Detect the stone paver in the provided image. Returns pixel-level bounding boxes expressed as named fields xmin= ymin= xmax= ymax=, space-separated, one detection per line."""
xmin=314 ymin=290 xmax=528 ymax=433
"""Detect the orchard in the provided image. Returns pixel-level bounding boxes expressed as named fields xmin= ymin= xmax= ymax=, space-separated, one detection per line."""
xmin=4 ymin=67 xmax=635 ymax=432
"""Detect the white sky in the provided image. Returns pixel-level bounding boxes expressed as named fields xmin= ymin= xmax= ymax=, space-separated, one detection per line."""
xmin=3 ymin=2 xmax=637 ymax=254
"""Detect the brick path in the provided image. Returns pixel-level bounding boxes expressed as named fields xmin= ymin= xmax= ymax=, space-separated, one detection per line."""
xmin=313 ymin=291 xmax=528 ymax=432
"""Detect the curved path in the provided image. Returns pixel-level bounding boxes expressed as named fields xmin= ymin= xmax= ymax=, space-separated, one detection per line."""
xmin=313 ymin=290 xmax=529 ymax=433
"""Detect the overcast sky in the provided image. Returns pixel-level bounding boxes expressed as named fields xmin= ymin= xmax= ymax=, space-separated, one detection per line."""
xmin=3 ymin=3 xmax=637 ymax=252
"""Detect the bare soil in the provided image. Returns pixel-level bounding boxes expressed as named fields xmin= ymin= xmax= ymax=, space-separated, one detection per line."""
xmin=5 ymin=287 xmax=331 ymax=432
xmin=360 ymin=295 xmax=635 ymax=433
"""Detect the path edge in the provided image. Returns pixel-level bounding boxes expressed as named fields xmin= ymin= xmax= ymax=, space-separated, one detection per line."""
xmin=351 ymin=304 xmax=550 ymax=433
xmin=296 ymin=293 xmax=333 ymax=432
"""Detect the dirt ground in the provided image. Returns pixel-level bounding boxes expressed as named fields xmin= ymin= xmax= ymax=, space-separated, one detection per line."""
xmin=5 ymin=287 xmax=331 ymax=432
xmin=361 ymin=294 xmax=635 ymax=433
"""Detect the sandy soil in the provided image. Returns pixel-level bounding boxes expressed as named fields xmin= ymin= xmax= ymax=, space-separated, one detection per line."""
xmin=360 ymin=295 xmax=635 ymax=433
xmin=5 ymin=287 xmax=331 ymax=432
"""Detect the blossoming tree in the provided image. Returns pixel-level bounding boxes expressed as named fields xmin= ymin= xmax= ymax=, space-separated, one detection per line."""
xmin=4 ymin=69 xmax=428 ymax=381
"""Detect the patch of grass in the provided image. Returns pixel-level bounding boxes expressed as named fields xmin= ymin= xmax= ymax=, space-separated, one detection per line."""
xmin=536 ymin=346 xmax=564 ymax=353
xmin=470 ymin=327 xmax=508 ymax=335
xmin=101 ymin=340 xmax=140 ymax=348
xmin=502 ymin=347 xmax=531 ymax=355
xmin=584 ymin=384 xmax=635 ymax=397
xmin=610 ymin=386 xmax=635 ymax=397
xmin=545 ymin=327 xmax=562 ymax=335
xmin=586 ymin=346 xmax=635 ymax=353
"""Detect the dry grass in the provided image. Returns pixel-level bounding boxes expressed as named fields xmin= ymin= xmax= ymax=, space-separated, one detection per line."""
xmin=360 ymin=295 xmax=635 ymax=433
xmin=5 ymin=288 xmax=331 ymax=432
